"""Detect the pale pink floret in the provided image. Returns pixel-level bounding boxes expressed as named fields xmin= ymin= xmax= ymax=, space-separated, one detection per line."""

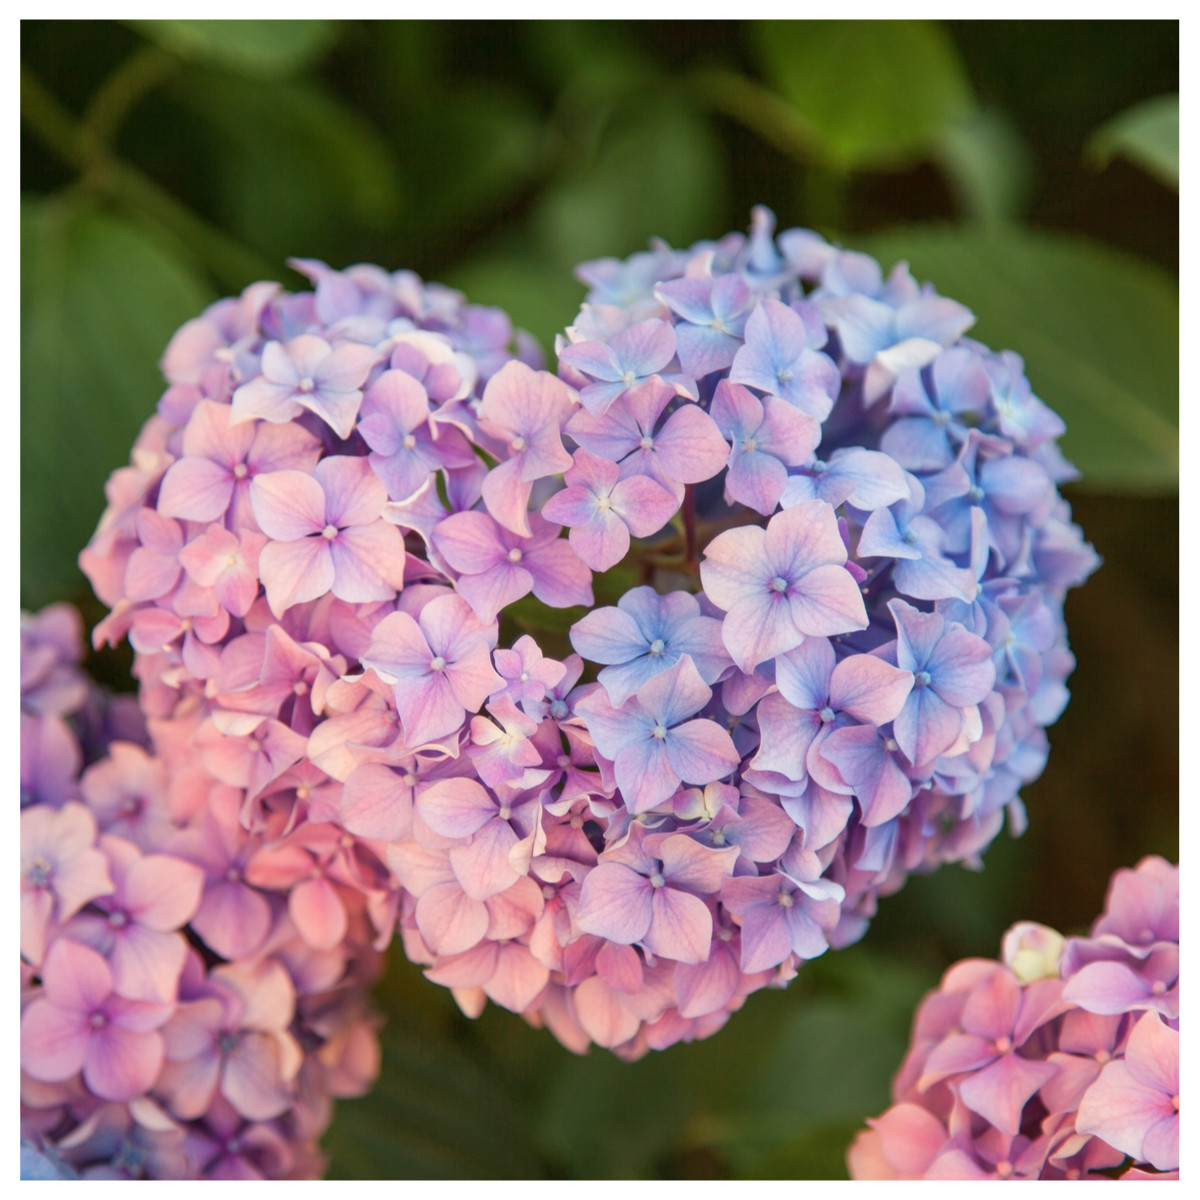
xmin=21 ymin=801 xmax=113 ymax=967
xmin=475 ymin=360 xmax=575 ymax=535
xmin=700 ymin=500 xmax=868 ymax=672
xmin=21 ymin=939 xmax=170 ymax=1102
xmin=1076 ymin=1012 xmax=1179 ymax=1171
xmin=67 ymin=835 xmax=204 ymax=1004
xmin=251 ymin=456 xmax=406 ymax=616
xmin=157 ymin=399 xmax=322 ymax=527
xmin=361 ymin=591 xmax=502 ymax=746
xmin=231 ymin=334 xmax=380 ymax=439
xmin=158 ymin=958 xmax=302 ymax=1122
xmin=178 ymin=526 xmax=267 ymax=618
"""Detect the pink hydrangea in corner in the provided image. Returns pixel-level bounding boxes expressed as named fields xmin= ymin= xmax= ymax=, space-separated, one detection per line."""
xmin=848 ymin=856 xmax=1178 ymax=1180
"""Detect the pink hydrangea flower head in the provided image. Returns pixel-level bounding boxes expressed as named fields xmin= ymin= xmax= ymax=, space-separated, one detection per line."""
xmin=850 ymin=858 xmax=1178 ymax=1179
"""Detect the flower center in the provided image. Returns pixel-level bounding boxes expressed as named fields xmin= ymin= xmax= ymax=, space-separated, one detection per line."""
xmin=510 ymin=435 xmax=527 ymax=452
xmin=777 ymin=368 xmax=794 ymax=384
xmin=549 ymin=699 xmax=568 ymax=719
xmin=649 ymin=871 xmax=665 ymax=889
xmin=915 ymin=670 xmax=932 ymax=688
xmin=742 ymin=437 xmax=758 ymax=454
xmin=26 ymin=857 xmax=52 ymax=888
xmin=994 ymin=1036 xmax=1012 ymax=1054
xmin=507 ymin=548 xmax=523 ymax=563
xmin=819 ymin=706 xmax=836 ymax=724
xmin=884 ymin=737 xmax=899 ymax=753
xmin=429 ymin=656 xmax=446 ymax=672
xmin=778 ymin=890 xmax=794 ymax=908
xmin=1152 ymin=979 xmax=1167 ymax=995
xmin=217 ymin=1031 xmax=242 ymax=1056
xmin=298 ymin=377 xmax=315 ymax=393
xmin=622 ymin=371 xmax=637 ymax=386
xmin=648 ymin=638 xmax=666 ymax=657
xmin=769 ymin=576 xmax=788 ymax=593
xmin=402 ymin=434 xmax=417 ymax=450
xmin=89 ymin=1011 xmax=108 ymax=1030
xmin=108 ymin=910 xmax=129 ymax=929
xmin=639 ymin=435 xmax=654 ymax=452
xmin=902 ymin=528 xmax=918 ymax=546
xmin=233 ymin=463 xmax=249 ymax=479
xmin=651 ymin=723 xmax=668 ymax=740
xmin=322 ymin=524 xmax=338 ymax=540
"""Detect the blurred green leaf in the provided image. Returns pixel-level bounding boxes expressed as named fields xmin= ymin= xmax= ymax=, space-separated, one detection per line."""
xmin=936 ymin=107 xmax=1034 ymax=225
xmin=21 ymin=196 xmax=213 ymax=609
xmin=526 ymin=20 xmax=651 ymax=93
xmin=529 ymin=947 xmax=930 ymax=1179
xmin=323 ymin=953 xmax=556 ymax=1179
xmin=745 ymin=1120 xmax=865 ymax=1180
xmin=1087 ymin=92 xmax=1178 ymax=189
xmin=409 ymin=85 xmax=542 ymax=233
xmin=859 ymin=225 xmax=1178 ymax=492
xmin=172 ymin=69 xmax=403 ymax=264
xmin=534 ymin=91 xmax=725 ymax=264
xmin=751 ymin=20 xmax=972 ymax=170
xmin=130 ymin=19 xmax=337 ymax=78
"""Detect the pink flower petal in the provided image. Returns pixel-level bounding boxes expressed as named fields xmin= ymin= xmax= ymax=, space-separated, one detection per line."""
xmin=289 ymin=876 xmax=348 ymax=951
xmin=83 ymin=1024 xmax=164 ymax=1102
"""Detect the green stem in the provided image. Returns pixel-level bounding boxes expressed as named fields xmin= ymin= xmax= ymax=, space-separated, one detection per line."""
xmin=688 ymin=68 xmax=819 ymax=163
xmin=22 ymin=61 xmax=276 ymax=290
xmin=683 ymin=484 xmax=698 ymax=568
xmin=83 ymin=43 xmax=175 ymax=149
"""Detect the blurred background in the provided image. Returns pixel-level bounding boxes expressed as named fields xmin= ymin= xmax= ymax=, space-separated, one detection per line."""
xmin=21 ymin=19 xmax=1177 ymax=1179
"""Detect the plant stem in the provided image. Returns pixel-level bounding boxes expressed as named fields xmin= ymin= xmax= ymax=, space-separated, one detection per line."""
xmin=683 ymin=485 xmax=698 ymax=568
xmin=83 ymin=44 xmax=176 ymax=149
xmin=21 ymin=61 xmax=276 ymax=290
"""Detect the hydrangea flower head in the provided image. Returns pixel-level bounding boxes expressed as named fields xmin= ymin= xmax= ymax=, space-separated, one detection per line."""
xmin=849 ymin=857 xmax=1179 ymax=1180
xmin=70 ymin=213 xmax=1096 ymax=1072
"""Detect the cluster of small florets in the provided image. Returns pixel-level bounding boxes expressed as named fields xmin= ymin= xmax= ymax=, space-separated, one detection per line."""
xmin=848 ymin=856 xmax=1179 ymax=1180
xmin=71 ymin=211 xmax=1095 ymax=1062
xmin=20 ymin=606 xmax=384 ymax=1180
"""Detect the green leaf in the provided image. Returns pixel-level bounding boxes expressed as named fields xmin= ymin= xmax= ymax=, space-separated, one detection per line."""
xmin=529 ymin=948 xmax=930 ymax=1179
xmin=408 ymin=86 xmax=542 ymax=232
xmin=322 ymin=954 xmax=553 ymax=1179
xmin=21 ymin=196 xmax=213 ymax=609
xmin=533 ymin=91 xmax=726 ymax=265
xmin=857 ymin=225 xmax=1178 ymax=492
xmin=1087 ymin=93 xmax=1178 ymax=189
xmin=171 ymin=70 xmax=403 ymax=263
xmin=751 ymin=20 xmax=972 ymax=170
xmin=130 ymin=19 xmax=337 ymax=78
xmin=936 ymin=107 xmax=1034 ymax=225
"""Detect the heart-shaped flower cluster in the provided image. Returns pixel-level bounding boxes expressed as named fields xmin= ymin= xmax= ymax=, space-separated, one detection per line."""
xmin=66 ymin=209 xmax=1096 ymax=1077
xmin=848 ymin=856 xmax=1179 ymax=1180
